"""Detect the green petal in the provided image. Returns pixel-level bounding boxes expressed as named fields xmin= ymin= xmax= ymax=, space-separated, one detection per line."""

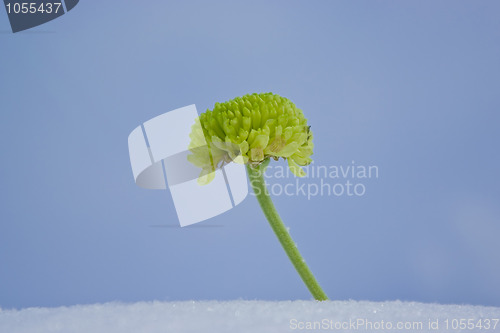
xmin=250 ymin=134 xmax=270 ymax=149
xmin=197 ymin=168 xmax=216 ymax=185
xmin=276 ymin=142 xmax=300 ymax=157
xmin=288 ymin=158 xmax=306 ymax=177
xmin=239 ymin=140 xmax=249 ymax=154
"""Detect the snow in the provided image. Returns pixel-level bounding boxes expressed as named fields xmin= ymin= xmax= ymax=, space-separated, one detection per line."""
xmin=1 ymin=300 xmax=499 ymax=333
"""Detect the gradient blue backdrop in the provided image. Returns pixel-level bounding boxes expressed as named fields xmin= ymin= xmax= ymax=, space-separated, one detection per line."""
xmin=1 ymin=1 xmax=499 ymax=309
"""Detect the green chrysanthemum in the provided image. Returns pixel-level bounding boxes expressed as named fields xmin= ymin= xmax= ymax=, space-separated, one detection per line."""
xmin=187 ymin=92 xmax=328 ymax=301
xmin=188 ymin=92 xmax=313 ymax=183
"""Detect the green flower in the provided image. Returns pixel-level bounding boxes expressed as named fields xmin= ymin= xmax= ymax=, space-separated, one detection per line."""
xmin=187 ymin=92 xmax=328 ymax=301
xmin=188 ymin=92 xmax=313 ymax=184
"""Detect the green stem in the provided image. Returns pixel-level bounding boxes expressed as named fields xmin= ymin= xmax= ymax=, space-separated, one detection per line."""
xmin=246 ymin=161 xmax=329 ymax=301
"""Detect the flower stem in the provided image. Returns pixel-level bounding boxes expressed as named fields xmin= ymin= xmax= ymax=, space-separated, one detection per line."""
xmin=246 ymin=161 xmax=329 ymax=301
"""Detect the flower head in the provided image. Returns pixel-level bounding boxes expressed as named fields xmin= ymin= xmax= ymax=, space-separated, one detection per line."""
xmin=188 ymin=92 xmax=313 ymax=184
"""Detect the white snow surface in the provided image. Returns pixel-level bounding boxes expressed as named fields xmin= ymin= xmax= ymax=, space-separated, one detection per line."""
xmin=1 ymin=300 xmax=499 ymax=333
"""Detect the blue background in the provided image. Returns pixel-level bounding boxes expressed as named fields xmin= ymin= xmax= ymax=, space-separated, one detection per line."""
xmin=1 ymin=1 xmax=499 ymax=308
